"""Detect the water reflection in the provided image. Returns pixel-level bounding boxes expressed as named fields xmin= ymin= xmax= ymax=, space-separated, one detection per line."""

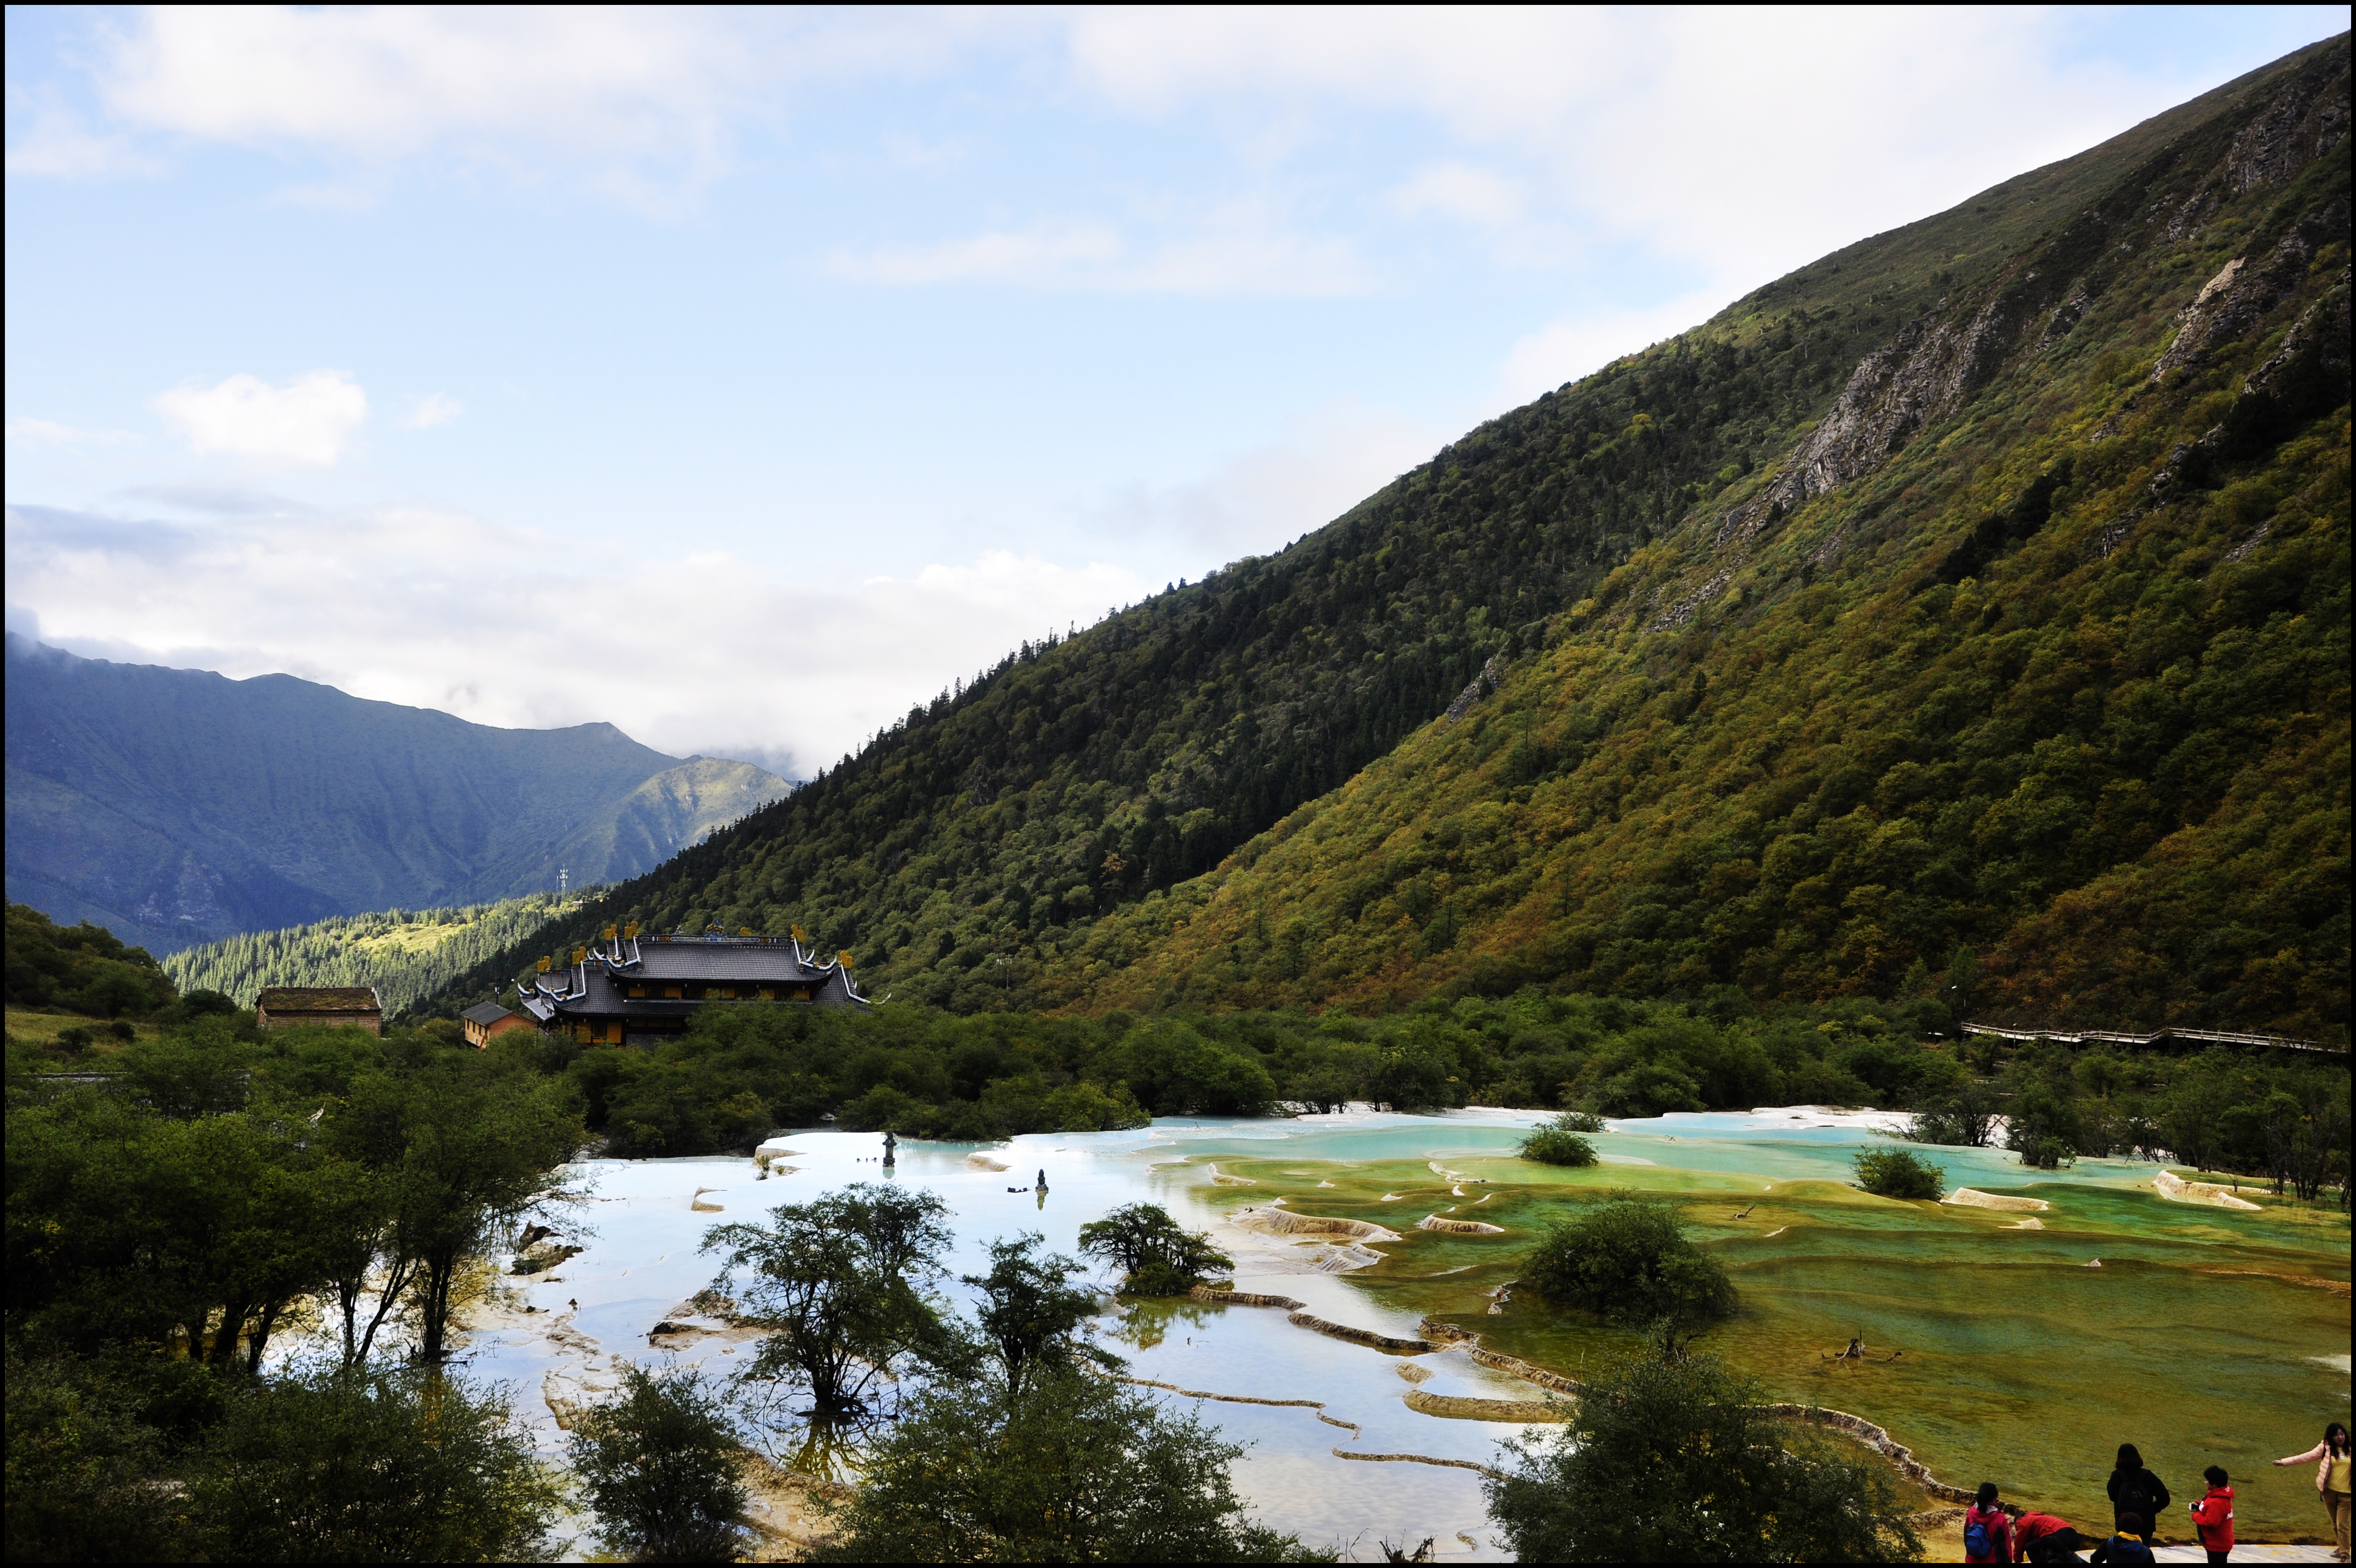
xmin=1115 ymin=1296 xmax=1221 ymax=1353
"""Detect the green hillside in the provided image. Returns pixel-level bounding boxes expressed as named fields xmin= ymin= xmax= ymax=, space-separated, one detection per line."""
xmin=162 ymin=892 xmax=583 ymax=1022
xmin=426 ymin=36 xmax=2349 ymax=1041
xmin=3 ymin=638 xmax=788 ymax=953
xmin=1046 ymin=40 xmax=2349 ymax=1039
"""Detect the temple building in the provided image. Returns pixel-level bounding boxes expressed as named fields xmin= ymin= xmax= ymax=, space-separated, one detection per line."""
xmin=518 ymin=926 xmax=866 ymax=1046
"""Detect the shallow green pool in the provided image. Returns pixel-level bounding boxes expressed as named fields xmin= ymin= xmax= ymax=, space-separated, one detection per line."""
xmin=1193 ymin=1110 xmax=2351 ymax=1542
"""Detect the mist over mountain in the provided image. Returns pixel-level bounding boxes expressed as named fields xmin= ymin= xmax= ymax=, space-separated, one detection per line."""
xmin=3 ymin=636 xmax=790 ymax=953
xmin=422 ymin=35 xmax=2344 ymax=1042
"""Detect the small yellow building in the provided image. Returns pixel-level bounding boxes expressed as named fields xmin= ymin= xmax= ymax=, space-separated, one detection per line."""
xmin=461 ymin=1001 xmax=536 ymax=1049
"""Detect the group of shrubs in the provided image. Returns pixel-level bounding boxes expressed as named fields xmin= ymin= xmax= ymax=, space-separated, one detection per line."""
xmin=523 ymin=987 xmax=1971 ymax=1158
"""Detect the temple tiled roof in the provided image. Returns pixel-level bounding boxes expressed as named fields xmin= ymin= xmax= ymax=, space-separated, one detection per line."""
xmin=627 ymin=943 xmax=834 ymax=983
xmin=521 ymin=932 xmax=864 ymax=1021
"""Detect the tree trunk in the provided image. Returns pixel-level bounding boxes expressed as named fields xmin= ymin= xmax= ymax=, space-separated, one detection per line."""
xmin=416 ymin=1247 xmax=461 ymax=1361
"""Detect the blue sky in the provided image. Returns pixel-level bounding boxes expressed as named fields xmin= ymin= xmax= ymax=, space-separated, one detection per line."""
xmin=6 ymin=5 xmax=2344 ymax=775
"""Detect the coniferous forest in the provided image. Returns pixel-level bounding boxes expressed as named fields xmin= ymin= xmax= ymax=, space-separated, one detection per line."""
xmin=161 ymin=895 xmax=582 ymax=1021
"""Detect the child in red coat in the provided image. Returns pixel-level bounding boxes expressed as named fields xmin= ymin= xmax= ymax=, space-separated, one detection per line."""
xmin=2190 ymin=1465 xmax=2236 ymax=1564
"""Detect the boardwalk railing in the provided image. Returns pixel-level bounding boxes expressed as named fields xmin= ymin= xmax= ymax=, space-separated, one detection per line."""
xmin=1961 ymin=1020 xmax=2346 ymax=1055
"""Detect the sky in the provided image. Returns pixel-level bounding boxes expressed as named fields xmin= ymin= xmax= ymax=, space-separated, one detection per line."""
xmin=6 ymin=5 xmax=2345 ymax=778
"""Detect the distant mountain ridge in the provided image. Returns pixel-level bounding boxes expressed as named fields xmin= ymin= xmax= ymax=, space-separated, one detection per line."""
xmin=3 ymin=636 xmax=790 ymax=953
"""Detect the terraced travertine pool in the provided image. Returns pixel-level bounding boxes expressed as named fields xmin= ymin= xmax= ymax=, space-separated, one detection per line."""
xmin=456 ymin=1108 xmax=2351 ymax=1559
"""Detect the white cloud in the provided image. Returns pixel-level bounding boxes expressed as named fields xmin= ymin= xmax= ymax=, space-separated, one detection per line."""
xmin=831 ymin=214 xmax=1369 ymax=297
xmin=3 ymin=92 xmax=156 ymax=178
xmin=100 ymin=7 xmax=740 ymax=173
xmin=1387 ymin=162 xmax=1523 ymax=226
xmin=833 ymin=222 xmax=1124 ymax=286
xmin=152 ymin=371 xmax=369 ymax=466
xmin=5 ymin=416 xmax=137 ymax=448
xmin=1064 ymin=8 xmax=2262 ymax=293
xmin=4 ymin=499 xmax=1149 ymax=776
xmin=401 ymin=392 xmax=463 ymax=429
xmin=1092 ymin=398 xmax=1441 ymax=557
xmin=55 ymin=6 xmax=1011 ymax=208
xmin=1498 ymin=287 xmax=1736 ymax=406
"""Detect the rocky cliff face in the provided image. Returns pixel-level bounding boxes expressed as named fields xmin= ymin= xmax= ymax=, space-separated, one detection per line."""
xmin=1711 ymin=38 xmax=2349 ymax=561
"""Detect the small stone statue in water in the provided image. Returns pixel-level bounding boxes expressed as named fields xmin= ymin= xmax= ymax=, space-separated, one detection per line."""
xmin=882 ymin=1130 xmax=897 ymax=1167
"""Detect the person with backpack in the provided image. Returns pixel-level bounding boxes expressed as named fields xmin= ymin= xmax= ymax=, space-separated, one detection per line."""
xmin=2011 ymin=1509 xmax=2083 ymax=1564
xmin=2274 ymin=1422 xmax=2353 ymax=1562
xmin=1966 ymin=1482 xmax=2016 ymax=1563
xmin=2189 ymin=1465 xmax=2235 ymax=1564
xmin=2090 ymin=1511 xmax=2157 ymax=1566
xmin=2108 ymin=1444 xmax=2172 ymax=1536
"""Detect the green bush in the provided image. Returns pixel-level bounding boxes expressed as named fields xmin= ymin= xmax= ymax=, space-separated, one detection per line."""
xmin=4 ymin=903 xmax=176 ymax=1018
xmin=1078 ymin=1204 xmax=1233 ymax=1297
xmin=817 ymin=1368 xmax=1312 ymax=1563
xmin=1487 ymin=1350 xmax=1922 ymax=1562
xmin=1851 ymin=1147 xmax=1945 ymax=1200
xmin=1522 ymin=1198 xmax=1736 ymax=1326
xmin=187 ymin=1364 xmax=561 ymax=1562
xmin=836 ymin=1084 xmax=926 ymax=1133
xmin=2 ymin=1351 xmax=184 ymax=1563
xmin=570 ymin=1368 xmax=750 ymax=1563
xmin=1519 ymin=1116 xmax=1599 ymax=1166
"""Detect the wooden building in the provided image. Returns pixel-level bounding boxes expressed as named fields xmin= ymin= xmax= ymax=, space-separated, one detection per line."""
xmin=256 ymin=986 xmax=383 ymax=1034
xmin=461 ymin=1001 xmax=536 ymax=1048
xmin=519 ymin=928 xmax=865 ymax=1047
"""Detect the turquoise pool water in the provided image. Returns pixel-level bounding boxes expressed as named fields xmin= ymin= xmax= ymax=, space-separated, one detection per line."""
xmin=452 ymin=1106 xmax=2351 ymax=1555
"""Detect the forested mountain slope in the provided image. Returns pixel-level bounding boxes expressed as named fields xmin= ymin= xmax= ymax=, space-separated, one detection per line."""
xmin=161 ymin=893 xmax=581 ymax=1020
xmin=430 ymin=36 xmax=2347 ymax=1038
xmin=3 ymin=638 xmax=787 ymax=952
xmin=1043 ymin=37 xmax=2351 ymax=1039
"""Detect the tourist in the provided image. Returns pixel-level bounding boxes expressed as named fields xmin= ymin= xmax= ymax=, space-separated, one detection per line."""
xmin=2107 ymin=1445 xmax=2172 ymax=1534
xmin=1966 ymin=1482 xmax=2015 ymax=1563
xmin=2011 ymin=1509 xmax=2082 ymax=1564
xmin=2273 ymin=1422 xmax=2353 ymax=1562
xmin=2089 ymin=1511 xmax=2156 ymax=1566
xmin=2189 ymin=1465 xmax=2235 ymax=1564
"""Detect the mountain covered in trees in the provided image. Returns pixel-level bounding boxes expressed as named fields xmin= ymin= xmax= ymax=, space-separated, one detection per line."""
xmin=161 ymin=893 xmax=581 ymax=1020
xmin=3 ymin=637 xmax=789 ymax=954
xmin=432 ymin=36 xmax=2349 ymax=1044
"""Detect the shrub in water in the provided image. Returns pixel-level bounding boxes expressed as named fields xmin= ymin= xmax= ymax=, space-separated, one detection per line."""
xmin=1077 ymin=1203 xmax=1233 ymax=1297
xmin=1521 ymin=1197 xmax=1736 ymax=1326
xmin=1519 ymin=1114 xmax=1600 ymax=1166
xmin=1851 ymin=1147 xmax=1946 ymax=1200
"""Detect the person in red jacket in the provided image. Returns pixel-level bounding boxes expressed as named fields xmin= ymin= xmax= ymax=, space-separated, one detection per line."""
xmin=2012 ymin=1510 xmax=2084 ymax=1564
xmin=2190 ymin=1465 xmax=2236 ymax=1564
xmin=1966 ymin=1482 xmax=2016 ymax=1564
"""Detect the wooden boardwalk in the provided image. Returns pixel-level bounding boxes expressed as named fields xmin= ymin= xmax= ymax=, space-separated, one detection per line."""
xmin=1962 ymin=1021 xmax=2345 ymax=1055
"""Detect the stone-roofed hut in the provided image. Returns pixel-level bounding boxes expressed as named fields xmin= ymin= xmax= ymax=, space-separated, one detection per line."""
xmin=519 ymin=928 xmax=866 ymax=1047
xmin=256 ymin=986 xmax=383 ymax=1035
